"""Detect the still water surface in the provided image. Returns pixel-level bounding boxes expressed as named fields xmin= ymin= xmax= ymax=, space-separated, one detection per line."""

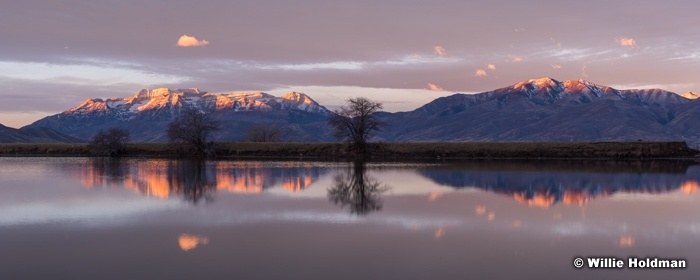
xmin=1 ymin=158 xmax=699 ymax=279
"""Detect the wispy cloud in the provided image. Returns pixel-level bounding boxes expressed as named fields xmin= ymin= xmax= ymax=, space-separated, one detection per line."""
xmin=609 ymin=82 xmax=696 ymax=92
xmin=510 ymin=55 xmax=522 ymax=62
xmin=177 ymin=35 xmax=210 ymax=47
xmin=669 ymin=51 xmax=700 ymax=61
xmin=617 ymin=37 xmax=637 ymax=48
xmin=487 ymin=64 xmax=496 ymax=70
xmin=551 ymin=64 xmax=562 ymax=69
xmin=0 ymin=61 xmax=187 ymax=85
xmin=258 ymin=61 xmax=365 ymax=71
xmin=426 ymin=83 xmax=444 ymax=91
xmin=252 ymin=53 xmax=462 ymax=71
xmin=532 ymin=48 xmax=615 ymax=62
xmin=434 ymin=45 xmax=446 ymax=57
xmin=475 ymin=69 xmax=487 ymax=77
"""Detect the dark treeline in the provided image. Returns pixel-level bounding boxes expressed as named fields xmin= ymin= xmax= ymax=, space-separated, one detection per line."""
xmin=0 ymin=141 xmax=697 ymax=159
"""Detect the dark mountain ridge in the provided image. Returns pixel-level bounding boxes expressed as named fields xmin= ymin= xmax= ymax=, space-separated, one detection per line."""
xmin=0 ymin=123 xmax=84 ymax=143
xmin=379 ymin=78 xmax=698 ymax=144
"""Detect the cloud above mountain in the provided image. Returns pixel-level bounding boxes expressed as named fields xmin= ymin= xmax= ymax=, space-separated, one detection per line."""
xmin=427 ymin=83 xmax=444 ymax=91
xmin=434 ymin=45 xmax=446 ymax=57
xmin=177 ymin=35 xmax=209 ymax=47
xmin=617 ymin=37 xmax=637 ymax=48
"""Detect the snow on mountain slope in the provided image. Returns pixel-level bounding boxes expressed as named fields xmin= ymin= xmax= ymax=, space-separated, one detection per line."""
xmin=63 ymin=88 xmax=330 ymax=119
xmin=682 ymin=91 xmax=700 ymax=100
xmin=281 ymin=92 xmax=328 ymax=113
xmin=27 ymin=88 xmax=332 ymax=142
xmin=506 ymin=77 xmax=686 ymax=104
xmin=382 ymin=77 xmax=700 ymax=144
xmin=415 ymin=77 xmax=689 ymax=114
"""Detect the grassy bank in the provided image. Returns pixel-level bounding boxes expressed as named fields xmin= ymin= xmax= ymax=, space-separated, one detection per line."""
xmin=0 ymin=141 xmax=697 ymax=159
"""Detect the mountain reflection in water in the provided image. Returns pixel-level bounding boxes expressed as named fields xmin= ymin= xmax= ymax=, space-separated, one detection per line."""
xmin=418 ymin=160 xmax=700 ymax=207
xmin=78 ymin=159 xmax=322 ymax=203
xmin=76 ymin=158 xmax=700 ymax=209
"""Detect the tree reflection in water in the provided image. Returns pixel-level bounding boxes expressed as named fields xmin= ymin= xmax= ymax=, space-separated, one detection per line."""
xmin=89 ymin=157 xmax=128 ymax=186
xmin=328 ymin=161 xmax=389 ymax=215
xmin=168 ymin=160 xmax=216 ymax=204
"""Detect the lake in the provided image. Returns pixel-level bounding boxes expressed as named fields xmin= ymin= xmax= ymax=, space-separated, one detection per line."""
xmin=1 ymin=157 xmax=698 ymax=279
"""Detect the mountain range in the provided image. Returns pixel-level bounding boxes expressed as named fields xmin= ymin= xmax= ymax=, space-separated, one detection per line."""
xmin=26 ymin=88 xmax=331 ymax=142
xmin=5 ymin=77 xmax=700 ymax=145
xmin=419 ymin=162 xmax=700 ymax=207
xmin=380 ymin=78 xmax=700 ymax=143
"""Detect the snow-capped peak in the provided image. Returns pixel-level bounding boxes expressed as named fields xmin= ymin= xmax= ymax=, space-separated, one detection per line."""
xmin=132 ymin=88 xmax=204 ymax=100
xmin=498 ymin=78 xmax=692 ymax=105
xmin=60 ymin=88 xmax=330 ymax=119
xmin=513 ymin=77 xmax=564 ymax=92
xmin=65 ymin=98 xmax=107 ymax=113
xmin=282 ymin=92 xmax=316 ymax=104
xmin=512 ymin=78 xmax=615 ymax=96
xmin=223 ymin=91 xmax=275 ymax=99
xmin=681 ymin=91 xmax=699 ymax=100
xmin=529 ymin=77 xmax=562 ymax=88
xmin=281 ymin=92 xmax=327 ymax=113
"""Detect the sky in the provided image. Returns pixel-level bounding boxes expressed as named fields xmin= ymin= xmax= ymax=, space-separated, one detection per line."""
xmin=1 ymin=0 xmax=700 ymax=128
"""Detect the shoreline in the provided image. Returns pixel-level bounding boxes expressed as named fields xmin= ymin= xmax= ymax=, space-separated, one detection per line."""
xmin=0 ymin=141 xmax=697 ymax=160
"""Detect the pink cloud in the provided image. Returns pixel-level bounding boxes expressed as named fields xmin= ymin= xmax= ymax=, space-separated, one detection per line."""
xmin=434 ymin=45 xmax=446 ymax=56
xmin=177 ymin=35 xmax=210 ymax=47
xmin=510 ymin=55 xmax=522 ymax=62
xmin=487 ymin=64 xmax=496 ymax=70
xmin=475 ymin=69 xmax=487 ymax=77
xmin=426 ymin=83 xmax=444 ymax=91
xmin=617 ymin=37 xmax=637 ymax=47
xmin=551 ymin=64 xmax=562 ymax=69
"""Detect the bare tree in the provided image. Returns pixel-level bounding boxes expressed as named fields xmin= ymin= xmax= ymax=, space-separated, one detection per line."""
xmin=167 ymin=109 xmax=220 ymax=156
xmin=245 ymin=125 xmax=282 ymax=142
xmin=327 ymin=97 xmax=386 ymax=156
xmin=89 ymin=128 xmax=130 ymax=157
